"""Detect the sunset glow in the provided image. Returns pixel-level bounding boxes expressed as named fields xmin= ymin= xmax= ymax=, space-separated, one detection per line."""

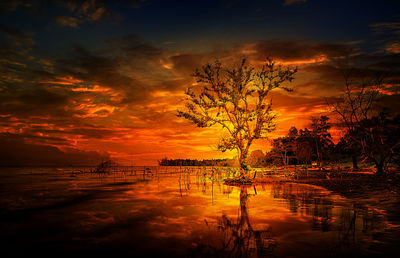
xmin=0 ymin=0 xmax=399 ymax=166
xmin=1 ymin=1 xmax=400 ymax=257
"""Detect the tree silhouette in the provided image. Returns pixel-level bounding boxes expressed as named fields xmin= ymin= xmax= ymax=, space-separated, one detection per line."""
xmin=356 ymin=111 xmax=400 ymax=175
xmin=178 ymin=58 xmax=297 ymax=179
xmin=310 ymin=115 xmax=333 ymax=168
xmin=296 ymin=129 xmax=313 ymax=167
xmin=271 ymin=128 xmax=297 ymax=168
xmin=328 ymin=71 xmax=384 ymax=170
xmin=201 ymin=186 xmax=277 ymax=256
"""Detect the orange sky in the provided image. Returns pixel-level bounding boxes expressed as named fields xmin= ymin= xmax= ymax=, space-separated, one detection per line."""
xmin=2 ymin=41 xmax=399 ymax=166
xmin=1 ymin=1 xmax=400 ymax=166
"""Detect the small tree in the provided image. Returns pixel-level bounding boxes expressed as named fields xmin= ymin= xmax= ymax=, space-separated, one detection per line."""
xmin=295 ymin=128 xmax=314 ymax=166
xmin=310 ymin=115 xmax=333 ymax=168
xmin=178 ymin=59 xmax=297 ymax=179
xmin=271 ymin=127 xmax=297 ymax=167
xmin=248 ymin=150 xmax=266 ymax=167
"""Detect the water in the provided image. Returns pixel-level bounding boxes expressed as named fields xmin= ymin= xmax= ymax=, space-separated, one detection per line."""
xmin=0 ymin=167 xmax=393 ymax=257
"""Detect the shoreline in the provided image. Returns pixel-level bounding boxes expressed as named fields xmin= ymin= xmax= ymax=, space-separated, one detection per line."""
xmin=293 ymin=172 xmax=400 ymax=255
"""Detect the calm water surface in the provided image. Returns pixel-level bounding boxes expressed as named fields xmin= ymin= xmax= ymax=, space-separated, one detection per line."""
xmin=0 ymin=167 xmax=394 ymax=257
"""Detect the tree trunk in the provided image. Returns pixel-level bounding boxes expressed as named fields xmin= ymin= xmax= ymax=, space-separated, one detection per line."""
xmin=239 ymin=154 xmax=248 ymax=178
xmin=376 ymin=159 xmax=385 ymax=176
xmin=376 ymin=164 xmax=384 ymax=176
xmin=351 ymin=154 xmax=358 ymax=171
xmin=314 ymin=138 xmax=321 ymax=168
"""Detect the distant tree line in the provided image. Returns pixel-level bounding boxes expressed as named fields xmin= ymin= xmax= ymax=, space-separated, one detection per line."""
xmin=158 ymin=157 xmax=235 ymax=167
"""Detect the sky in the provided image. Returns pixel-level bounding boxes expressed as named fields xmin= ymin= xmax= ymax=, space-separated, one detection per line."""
xmin=1 ymin=0 xmax=400 ymax=166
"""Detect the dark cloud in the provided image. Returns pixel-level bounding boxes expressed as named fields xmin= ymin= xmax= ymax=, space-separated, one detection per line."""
xmin=55 ymin=15 xmax=80 ymax=27
xmin=170 ymin=53 xmax=206 ymax=76
xmin=55 ymin=44 xmax=149 ymax=106
xmin=370 ymin=22 xmax=400 ymax=35
xmin=0 ymin=25 xmax=72 ymax=118
xmin=370 ymin=22 xmax=400 ymax=54
xmin=0 ymin=87 xmax=69 ymax=117
xmin=1 ymin=23 xmax=400 ymax=165
xmin=0 ymin=0 xmax=153 ymax=28
xmin=283 ymin=0 xmax=307 ymax=6
xmin=0 ymin=0 xmax=36 ymax=13
xmin=0 ymin=24 xmax=36 ymax=68
xmin=0 ymin=24 xmax=35 ymax=45
xmin=253 ymin=40 xmax=359 ymax=61
xmin=0 ymin=133 xmax=108 ymax=167
xmin=128 ymin=0 xmax=151 ymax=9
xmin=302 ymin=53 xmax=400 ymax=85
xmin=53 ymin=0 xmax=121 ymax=27
xmin=105 ymin=34 xmax=164 ymax=60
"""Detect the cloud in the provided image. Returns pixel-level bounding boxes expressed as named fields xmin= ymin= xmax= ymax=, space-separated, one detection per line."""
xmin=0 ymin=0 xmax=36 ymax=13
xmin=283 ymin=0 xmax=307 ymax=6
xmin=0 ymin=87 xmax=70 ymax=117
xmin=1 ymin=0 xmax=121 ymax=28
xmin=1 ymin=29 xmax=400 ymax=165
xmin=252 ymin=40 xmax=359 ymax=61
xmin=128 ymin=0 xmax=151 ymax=8
xmin=55 ymin=16 xmax=80 ymax=27
xmin=370 ymin=22 xmax=400 ymax=34
xmin=0 ymin=24 xmax=35 ymax=45
xmin=0 ymin=133 xmax=109 ymax=166
xmin=0 ymin=33 xmax=193 ymax=165
xmin=370 ymin=22 xmax=400 ymax=54
xmin=54 ymin=0 xmax=112 ymax=27
xmin=385 ymin=42 xmax=400 ymax=54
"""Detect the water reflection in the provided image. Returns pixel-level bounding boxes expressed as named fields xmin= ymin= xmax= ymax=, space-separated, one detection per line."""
xmin=197 ymin=186 xmax=277 ymax=257
xmin=0 ymin=167 xmax=391 ymax=257
xmin=190 ymin=171 xmax=388 ymax=257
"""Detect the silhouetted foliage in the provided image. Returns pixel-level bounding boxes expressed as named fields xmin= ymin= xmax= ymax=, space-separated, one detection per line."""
xmin=268 ymin=117 xmax=334 ymax=167
xmin=158 ymin=157 xmax=234 ymax=167
xmin=310 ymin=115 xmax=334 ymax=168
xmin=178 ymin=58 xmax=297 ymax=178
xmin=271 ymin=126 xmax=297 ymax=167
xmin=355 ymin=111 xmax=400 ymax=175
xmin=247 ymin=150 xmax=266 ymax=167
xmin=328 ymin=70 xmax=385 ymax=171
xmin=296 ymin=128 xmax=314 ymax=166
xmin=92 ymin=159 xmax=119 ymax=173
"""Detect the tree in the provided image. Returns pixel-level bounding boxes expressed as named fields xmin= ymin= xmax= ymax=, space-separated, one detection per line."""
xmin=310 ymin=115 xmax=333 ymax=168
xmin=271 ymin=127 xmax=297 ymax=167
xmin=248 ymin=150 xmax=266 ymax=167
xmin=328 ymin=69 xmax=400 ymax=175
xmin=328 ymin=71 xmax=384 ymax=170
xmin=178 ymin=58 xmax=297 ymax=179
xmin=356 ymin=111 xmax=400 ymax=175
xmin=296 ymin=128 xmax=313 ymax=167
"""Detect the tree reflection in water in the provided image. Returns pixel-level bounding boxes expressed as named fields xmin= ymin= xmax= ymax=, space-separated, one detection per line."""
xmin=270 ymin=182 xmax=334 ymax=232
xmin=194 ymin=178 xmax=386 ymax=257
xmin=197 ymin=185 xmax=277 ymax=257
xmin=0 ymin=168 xmax=391 ymax=257
xmin=269 ymin=182 xmax=385 ymax=254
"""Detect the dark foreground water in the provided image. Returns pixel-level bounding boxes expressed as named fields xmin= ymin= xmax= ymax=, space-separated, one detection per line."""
xmin=0 ymin=167 xmax=397 ymax=257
